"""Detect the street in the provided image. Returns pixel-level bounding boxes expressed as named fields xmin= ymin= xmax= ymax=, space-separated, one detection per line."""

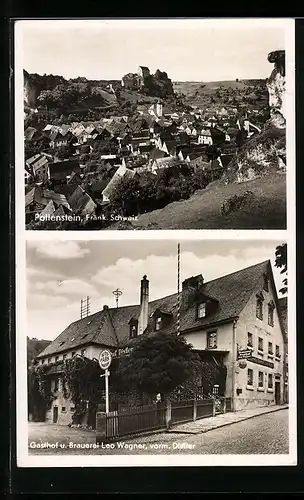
xmin=28 ymin=409 xmax=288 ymax=455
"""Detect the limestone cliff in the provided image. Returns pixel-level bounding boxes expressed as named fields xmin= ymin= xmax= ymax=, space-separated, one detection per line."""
xmin=24 ymin=70 xmax=39 ymax=110
xmin=267 ymin=50 xmax=286 ymax=128
xmin=223 ymin=50 xmax=286 ymax=183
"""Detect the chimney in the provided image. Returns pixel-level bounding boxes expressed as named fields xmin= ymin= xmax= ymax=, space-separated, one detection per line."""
xmin=181 ymin=274 xmax=204 ymax=311
xmin=138 ymin=275 xmax=149 ymax=335
xmin=103 ymin=305 xmax=109 ymax=310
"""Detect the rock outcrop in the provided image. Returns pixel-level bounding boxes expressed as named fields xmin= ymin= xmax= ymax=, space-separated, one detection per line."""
xmin=267 ymin=50 xmax=286 ymax=128
xmin=24 ymin=70 xmax=39 ymax=110
xmin=223 ymin=50 xmax=286 ymax=183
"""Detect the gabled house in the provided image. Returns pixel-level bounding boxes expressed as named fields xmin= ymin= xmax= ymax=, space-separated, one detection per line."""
xmin=36 ymin=261 xmax=288 ymax=424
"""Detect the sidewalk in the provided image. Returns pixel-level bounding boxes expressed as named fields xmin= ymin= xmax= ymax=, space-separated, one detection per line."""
xmin=166 ymin=404 xmax=288 ymax=435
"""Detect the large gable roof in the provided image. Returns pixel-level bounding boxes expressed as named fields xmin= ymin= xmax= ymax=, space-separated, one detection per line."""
xmin=38 ymin=260 xmax=277 ymax=358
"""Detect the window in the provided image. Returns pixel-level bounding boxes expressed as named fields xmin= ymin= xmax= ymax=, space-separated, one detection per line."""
xmin=48 ymin=358 xmax=51 ymax=364
xmin=61 ymin=407 xmax=66 ymax=413
xmin=70 ymin=407 xmax=75 ymax=412
xmin=263 ymin=273 xmax=269 ymax=292
xmin=71 ymin=337 xmax=75 ymax=342
xmin=268 ymin=303 xmax=275 ymax=327
xmin=247 ymin=332 xmax=253 ymax=348
xmin=63 ymin=354 xmax=67 ymax=361
xmin=72 ymin=351 xmax=76 ymax=357
xmin=258 ymin=337 xmax=264 ymax=353
xmin=54 ymin=379 xmax=59 ymax=392
xmin=197 ymin=302 xmax=206 ymax=319
xmin=268 ymin=342 xmax=273 ymax=356
xmin=59 ymin=341 xmax=65 ymax=346
xmin=256 ymin=297 xmax=263 ymax=320
xmin=247 ymin=368 xmax=253 ymax=386
xmin=55 ymin=355 xmax=59 ymax=362
xmin=81 ymin=334 xmax=88 ymax=340
xmin=41 ymin=359 xmax=45 ymax=364
xmin=268 ymin=373 xmax=273 ymax=390
xmin=258 ymin=371 xmax=264 ymax=389
xmin=130 ymin=324 xmax=138 ymax=338
xmin=207 ymin=331 xmax=217 ymax=349
xmin=275 ymin=345 xmax=280 ymax=359
xmin=155 ymin=316 xmax=162 ymax=331
xmin=81 ymin=349 xmax=86 ymax=357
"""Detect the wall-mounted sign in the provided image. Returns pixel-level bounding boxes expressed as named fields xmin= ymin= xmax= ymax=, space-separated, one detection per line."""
xmin=237 ymin=349 xmax=252 ymax=360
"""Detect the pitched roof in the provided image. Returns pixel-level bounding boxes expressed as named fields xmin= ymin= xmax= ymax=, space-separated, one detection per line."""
xmin=25 ymin=186 xmax=71 ymax=210
xmin=38 ymin=260 xmax=277 ymax=358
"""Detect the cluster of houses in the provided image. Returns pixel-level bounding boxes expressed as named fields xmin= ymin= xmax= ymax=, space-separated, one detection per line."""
xmin=25 ymin=97 xmax=262 ymax=225
xmin=34 ymin=260 xmax=288 ymax=425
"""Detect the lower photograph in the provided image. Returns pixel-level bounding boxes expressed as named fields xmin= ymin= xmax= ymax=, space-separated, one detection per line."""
xmin=20 ymin=238 xmax=294 ymax=466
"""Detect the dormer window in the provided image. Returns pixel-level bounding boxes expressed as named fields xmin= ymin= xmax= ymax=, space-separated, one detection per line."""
xmin=130 ymin=324 xmax=138 ymax=338
xmin=129 ymin=318 xmax=138 ymax=338
xmin=155 ymin=316 xmax=162 ymax=331
xmin=197 ymin=302 xmax=206 ymax=319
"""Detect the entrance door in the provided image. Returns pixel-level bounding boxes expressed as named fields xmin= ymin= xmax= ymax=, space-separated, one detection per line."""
xmin=275 ymin=382 xmax=281 ymax=405
xmin=53 ymin=406 xmax=58 ymax=423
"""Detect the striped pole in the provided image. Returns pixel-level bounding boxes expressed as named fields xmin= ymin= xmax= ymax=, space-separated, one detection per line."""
xmin=177 ymin=243 xmax=181 ymax=336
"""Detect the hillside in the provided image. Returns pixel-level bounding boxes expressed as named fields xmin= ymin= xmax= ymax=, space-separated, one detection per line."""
xmin=27 ymin=337 xmax=51 ymax=364
xmin=173 ymin=79 xmax=268 ymax=111
xmin=108 ymin=173 xmax=286 ymax=230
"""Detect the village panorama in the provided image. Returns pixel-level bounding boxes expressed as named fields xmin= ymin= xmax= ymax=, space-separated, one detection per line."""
xmin=24 ymin=51 xmax=286 ymax=230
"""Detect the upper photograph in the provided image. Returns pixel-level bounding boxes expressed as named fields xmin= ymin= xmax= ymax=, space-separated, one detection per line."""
xmin=16 ymin=19 xmax=294 ymax=230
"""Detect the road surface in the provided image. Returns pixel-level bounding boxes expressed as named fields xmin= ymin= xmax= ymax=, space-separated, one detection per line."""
xmin=28 ymin=409 xmax=288 ymax=455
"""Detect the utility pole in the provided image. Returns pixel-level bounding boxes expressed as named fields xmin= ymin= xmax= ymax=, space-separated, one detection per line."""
xmin=177 ymin=243 xmax=181 ymax=336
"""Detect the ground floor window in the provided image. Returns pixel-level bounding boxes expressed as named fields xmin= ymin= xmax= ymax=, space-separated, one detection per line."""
xmin=268 ymin=373 xmax=273 ymax=389
xmin=247 ymin=368 xmax=253 ymax=386
xmin=258 ymin=371 xmax=264 ymax=389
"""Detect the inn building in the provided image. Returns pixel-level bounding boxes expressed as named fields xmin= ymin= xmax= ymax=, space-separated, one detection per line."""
xmin=35 ymin=260 xmax=288 ymax=424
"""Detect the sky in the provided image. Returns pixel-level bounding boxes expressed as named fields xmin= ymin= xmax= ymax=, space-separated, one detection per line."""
xmin=17 ymin=19 xmax=286 ymax=82
xmin=26 ymin=239 xmax=287 ymax=341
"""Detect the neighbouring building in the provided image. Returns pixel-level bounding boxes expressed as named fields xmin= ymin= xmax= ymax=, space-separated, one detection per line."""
xmin=35 ymin=260 xmax=287 ymax=425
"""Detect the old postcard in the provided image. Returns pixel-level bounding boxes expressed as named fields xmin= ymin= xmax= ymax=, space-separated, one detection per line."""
xmin=14 ymin=18 xmax=296 ymax=468
xmin=15 ymin=18 xmax=294 ymax=231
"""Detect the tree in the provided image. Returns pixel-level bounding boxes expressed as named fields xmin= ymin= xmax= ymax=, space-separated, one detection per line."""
xmin=275 ymin=243 xmax=288 ymax=294
xmin=115 ymin=332 xmax=201 ymax=399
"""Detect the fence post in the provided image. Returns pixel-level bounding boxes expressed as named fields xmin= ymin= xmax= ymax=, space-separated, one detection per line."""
xmin=223 ymin=398 xmax=227 ymax=414
xmin=212 ymin=399 xmax=216 ymax=417
xmin=193 ymin=399 xmax=197 ymax=421
xmin=165 ymin=399 xmax=171 ymax=429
